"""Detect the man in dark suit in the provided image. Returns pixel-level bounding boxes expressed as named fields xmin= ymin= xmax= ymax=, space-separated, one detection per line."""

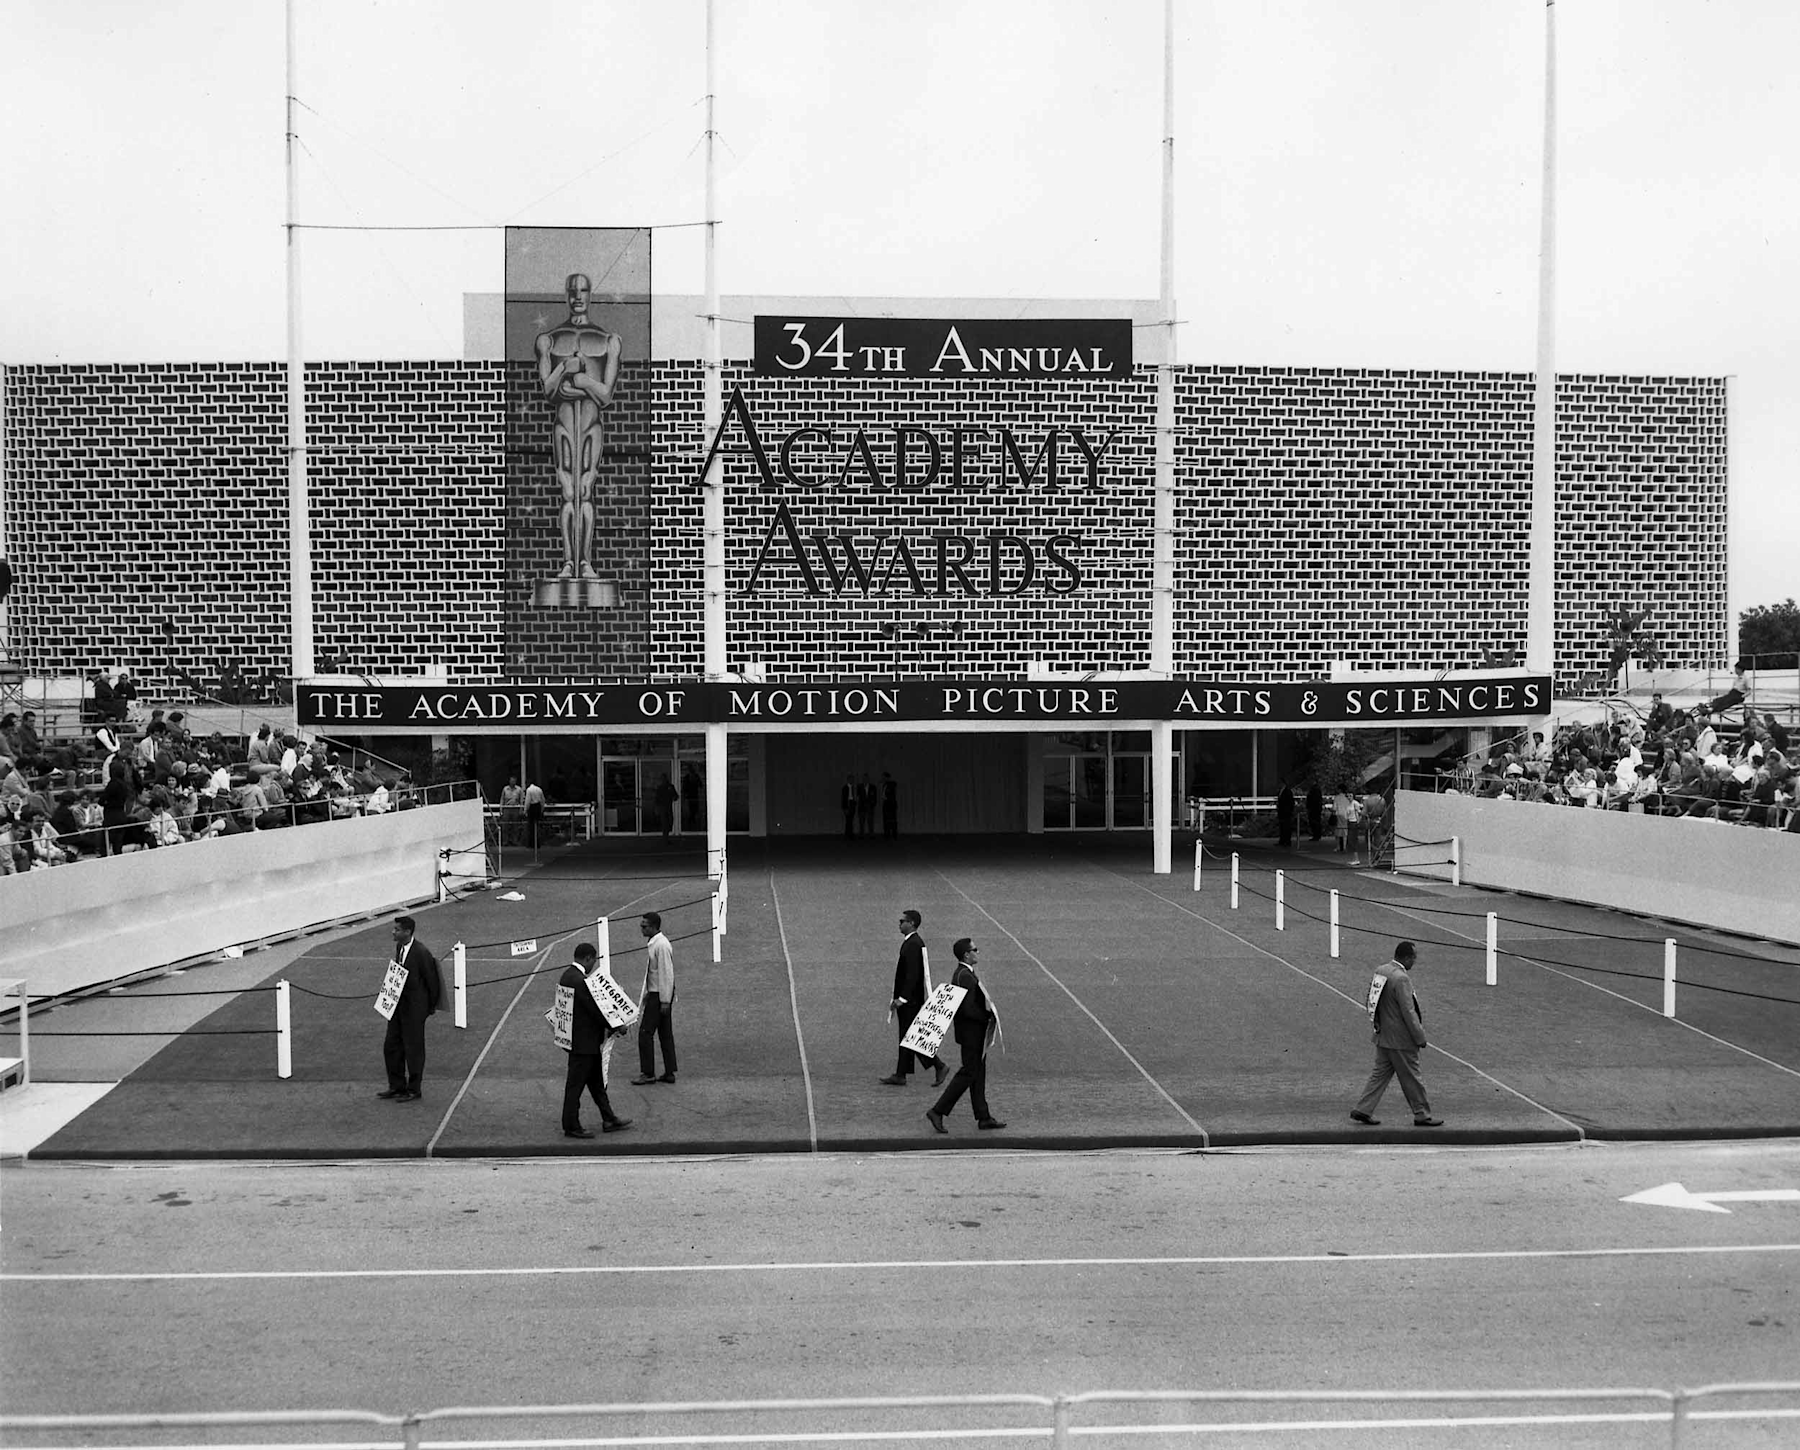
xmin=377 ymin=916 xmax=444 ymax=1102
xmin=840 ymin=774 xmax=857 ymax=839
xmin=880 ymin=908 xmax=948 ymax=1087
xmin=558 ymin=942 xmax=633 ymax=1139
xmin=927 ymin=938 xmax=1005 ymax=1134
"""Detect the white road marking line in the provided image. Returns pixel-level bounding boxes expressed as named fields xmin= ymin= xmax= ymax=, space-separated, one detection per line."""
xmin=1119 ymin=875 xmax=1586 ymax=1137
xmin=767 ymin=868 xmax=819 ymax=1153
xmin=934 ymin=870 xmax=1209 ymax=1145
xmin=8 ymin=1240 xmax=1797 ymax=1283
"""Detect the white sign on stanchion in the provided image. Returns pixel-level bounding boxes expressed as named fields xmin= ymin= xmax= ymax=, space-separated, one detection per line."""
xmin=546 ymin=985 xmax=574 ymax=1049
xmin=276 ymin=979 xmax=292 ymax=1079
xmin=1192 ymin=839 xmax=1202 ymax=891
xmin=453 ymin=942 xmax=467 ymax=1029
xmin=711 ymin=892 xmax=722 ymax=962
xmin=1329 ymin=890 xmax=1340 ymax=958
xmin=1231 ymin=853 xmax=1240 ymax=910
xmin=1275 ymin=871 xmax=1285 ymax=931
xmin=374 ymin=962 xmax=408 ymax=1020
xmin=1486 ymin=914 xmax=1498 ymax=986
xmin=1664 ymin=938 xmax=1677 ymax=1018
xmin=596 ymin=916 xmax=612 ymax=972
xmin=899 ymin=982 xmax=967 ymax=1061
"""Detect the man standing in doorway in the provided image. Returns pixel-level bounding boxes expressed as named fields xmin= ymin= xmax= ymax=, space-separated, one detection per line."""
xmin=1349 ymin=940 xmax=1443 ymax=1128
xmin=524 ymin=779 xmax=546 ymax=848
xmin=841 ymin=774 xmax=858 ymax=839
xmin=880 ymin=908 xmax=947 ymax=1087
xmin=378 ymin=916 xmax=443 ymax=1102
xmin=857 ymin=773 xmax=877 ymax=836
xmin=558 ymin=942 xmax=632 ymax=1139
xmin=881 ymin=771 xmax=898 ymax=839
xmin=632 ymin=911 xmax=677 ymax=1085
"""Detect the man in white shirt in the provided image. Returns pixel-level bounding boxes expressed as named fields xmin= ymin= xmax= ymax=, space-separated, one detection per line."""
xmin=631 ymin=911 xmax=678 ymax=1085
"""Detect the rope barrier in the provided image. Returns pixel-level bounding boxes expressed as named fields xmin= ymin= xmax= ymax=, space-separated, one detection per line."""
xmin=26 ymin=1029 xmax=276 ymax=1037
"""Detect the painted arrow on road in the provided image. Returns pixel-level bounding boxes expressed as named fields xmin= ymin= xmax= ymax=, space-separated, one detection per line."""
xmin=1622 ymin=1182 xmax=1800 ymax=1214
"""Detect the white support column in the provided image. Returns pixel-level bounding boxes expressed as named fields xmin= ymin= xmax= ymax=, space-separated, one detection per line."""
xmin=1486 ymin=913 xmax=1498 ymax=987
xmin=706 ymin=721 xmax=727 ymax=906
xmin=1526 ymin=0 xmax=1558 ymax=681
xmin=284 ymin=0 xmax=314 ymax=681
xmin=701 ymin=0 xmax=726 ymax=687
xmin=452 ymin=943 xmax=467 ymax=1029
xmin=1151 ymin=721 xmax=1173 ymax=874
xmin=1663 ymin=938 xmax=1677 ymax=1018
xmin=276 ymin=980 xmax=292 ymax=1080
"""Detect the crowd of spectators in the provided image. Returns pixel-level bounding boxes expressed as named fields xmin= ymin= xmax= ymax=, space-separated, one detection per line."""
xmin=0 ymin=707 xmax=408 ymax=875
xmin=1454 ymin=684 xmax=1799 ymax=831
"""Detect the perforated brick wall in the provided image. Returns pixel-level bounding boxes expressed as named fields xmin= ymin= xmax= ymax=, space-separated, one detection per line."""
xmin=1 ymin=361 xmax=1725 ymax=696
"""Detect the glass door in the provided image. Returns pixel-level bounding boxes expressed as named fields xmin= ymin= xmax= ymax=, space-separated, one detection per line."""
xmin=1073 ymin=755 xmax=1108 ymax=828
xmin=601 ymin=758 xmax=640 ymax=834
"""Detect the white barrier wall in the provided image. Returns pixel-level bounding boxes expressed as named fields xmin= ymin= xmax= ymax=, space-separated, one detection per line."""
xmin=2 ymin=800 xmax=487 ymax=1000
xmin=1398 ymin=790 xmax=1800 ymax=946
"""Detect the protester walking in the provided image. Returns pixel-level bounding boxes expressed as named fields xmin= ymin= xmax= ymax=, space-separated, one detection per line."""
xmin=558 ymin=942 xmax=632 ymax=1138
xmin=880 ymin=908 xmax=948 ymax=1086
xmin=632 ymin=911 xmax=678 ymax=1084
xmin=926 ymin=938 xmax=1005 ymax=1134
xmin=377 ymin=916 xmax=443 ymax=1102
xmin=1350 ymin=940 xmax=1443 ymax=1127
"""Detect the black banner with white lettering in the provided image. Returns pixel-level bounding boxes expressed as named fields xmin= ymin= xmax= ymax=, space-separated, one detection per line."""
xmin=299 ymin=676 xmax=1549 ymax=730
xmin=753 ymin=317 xmax=1133 ymax=379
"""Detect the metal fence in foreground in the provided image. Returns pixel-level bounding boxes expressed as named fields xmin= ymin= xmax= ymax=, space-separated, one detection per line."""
xmin=6 ymin=1382 xmax=1800 ymax=1448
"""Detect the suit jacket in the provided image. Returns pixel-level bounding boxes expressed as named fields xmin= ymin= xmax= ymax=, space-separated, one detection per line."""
xmin=559 ymin=962 xmax=623 ymax=1054
xmin=948 ymin=962 xmax=993 ymax=1048
xmin=394 ymin=939 xmax=444 ymax=1023
xmin=892 ymin=931 xmax=929 ymax=1006
xmin=1370 ymin=962 xmax=1427 ymax=1049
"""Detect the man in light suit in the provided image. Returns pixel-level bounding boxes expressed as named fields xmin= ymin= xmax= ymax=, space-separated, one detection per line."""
xmin=1350 ymin=940 xmax=1443 ymax=1127
xmin=558 ymin=942 xmax=633 ymax=1139
xmin=378 ymin=916 xmax=444 ymax=1102
xmin=880 ymin=908 xmax=948 ymax=1087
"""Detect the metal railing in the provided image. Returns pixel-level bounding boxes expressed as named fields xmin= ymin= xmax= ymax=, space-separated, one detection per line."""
xmin=8 ymin=1381 xmax=1798 ymax=1447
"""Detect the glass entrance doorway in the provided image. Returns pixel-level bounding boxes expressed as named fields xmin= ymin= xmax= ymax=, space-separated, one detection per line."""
xmin=599 ymin=738 xmax=716 ymax=837
xmin=1043 ymin=733 xmax=1181 ymax=831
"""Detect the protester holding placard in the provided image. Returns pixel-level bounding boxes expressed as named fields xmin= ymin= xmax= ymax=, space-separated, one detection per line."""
xmin=557 ymin=943 xmax=633 ymax=1139
xmin=926 ymin=939 xmax=1004 ymax=1134
xmin=1349 ymin=941 xmax=1442 ymax=1128
xmin=631 ymin=912 xmax=678 ymax=1085
xmin=880 ymin=908 xmax=948 ymax=1087
xmin=376 ymin=916 xmax=443 ymax=1102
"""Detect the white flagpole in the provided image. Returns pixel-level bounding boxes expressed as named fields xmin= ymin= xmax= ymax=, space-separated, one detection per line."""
xmin=702 ymin=0 xmax=730 ymax=885
xmin=285 ymin=0 xmax=315 ymax=681
xmin=1150 ymin=0 xmax=1178 ymax=876
xmin=1526 ymin=0 xmax=1557 ymax=679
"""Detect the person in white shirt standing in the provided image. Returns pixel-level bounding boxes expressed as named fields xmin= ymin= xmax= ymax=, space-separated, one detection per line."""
xmin=632 ymin=911 xmax=677 ymax=1085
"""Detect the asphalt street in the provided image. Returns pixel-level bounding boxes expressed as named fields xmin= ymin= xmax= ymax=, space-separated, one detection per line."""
xmin=4 ymin=1139 xmax=1798 ymax=1447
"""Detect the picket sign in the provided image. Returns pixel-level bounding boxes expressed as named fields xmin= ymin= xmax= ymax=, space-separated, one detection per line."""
xmin=586 ymin=967 xmax=639 ymax=1030
xmin=546 ymin=984 xmax=575 ymax=1050
xmin=899 ymin=982 xmax=967 ymax=1061
xmin=453 ymin=942 xmax=468 ymax=1028
xmin=373 ymin=962 xmax=408 ymax=1020
xmin=1365 ymin=972 xmax=1388 ymax=1024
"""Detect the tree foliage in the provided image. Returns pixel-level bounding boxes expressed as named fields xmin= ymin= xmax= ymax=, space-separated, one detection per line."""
xmin=1739 ymin=599 xmax=1800 ymax=670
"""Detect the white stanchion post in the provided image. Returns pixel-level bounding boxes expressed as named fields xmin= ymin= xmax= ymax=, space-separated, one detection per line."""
xmin=1192 ymin=839 xmax=1201 ymax=891
xmin=1664 ymin=938 xmax=1677 ymax=1018
xmin=1330 ymin=890 xmax=1340 ymax=958
xmin=711 ymin=892 xmax=722 ymax=962
xmin=1486 ymin=913 xmax=1498 ymax=987
xmin=596 ymin=917 xmax=611 ymax=972
xmin=276 ymin=980 xmax=292 ymax=1080
xmin=453 ymin=942 xmax=467 ymax=1029
xmin=1451 ymin=836 xmax=1462 ymax=888
xmin=1230 ymin=853 xmax=1239 ymax=910
xmin=1275 ymin=870 xmax=1285 ymax=930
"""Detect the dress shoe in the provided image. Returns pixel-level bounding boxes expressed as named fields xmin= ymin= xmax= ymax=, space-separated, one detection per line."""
xmin=630 ymin=1075 xmax=658 ymax=1085
xmin=396 ymin=1090 xmax=421 ymax=1102
xmin=656 ymin=1074 xmax=676 ymax=1083
xmin=603 ymin=1118 xmax=633 ymax=1133
xmin=376 ymin=1089 xmax=404 ymax=1099
xmin=1349 ymin=1111 xmax=1379 ymax=1125
xmin=925 ymin=1110 xmax=947 ymax=1135
xmin=977 ymin=1119 xmax=1007 ymax=1130
xmin=932 ymin=1062 xmax=949 ymax=1088
xmin=563 ymin=1127 xmax=595 ymax=1139
xmin=878 ymin=1074 xmax=908 ymax=1086
xmin=1412 ymin=1116 xmax=1445 ymax=1127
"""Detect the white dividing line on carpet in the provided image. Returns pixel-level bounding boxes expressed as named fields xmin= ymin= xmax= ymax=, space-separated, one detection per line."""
xmin=933 ymin=870 xmax=1210 ymax=1145
xmin=766 ymin=866 xmax=819 ymax=1153
xmin=1120 ymin=875 xmax=1588 ymax=1139
xmin=5 ymin=1240 xmax=1799 ymax=1284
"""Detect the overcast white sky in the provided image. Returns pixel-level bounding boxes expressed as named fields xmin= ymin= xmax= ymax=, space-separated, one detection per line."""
xmin=2 ymin=0 xmax=1794 ymax=619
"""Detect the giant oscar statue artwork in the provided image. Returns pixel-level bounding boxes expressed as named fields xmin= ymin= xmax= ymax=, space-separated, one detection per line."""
xmin=533 ymin=272 xmax=622 ymax=608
